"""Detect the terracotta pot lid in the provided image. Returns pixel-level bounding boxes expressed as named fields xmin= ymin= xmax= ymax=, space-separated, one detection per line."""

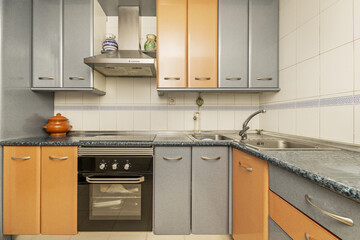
xmin=49 ymin=113 xmax=68 ymax=121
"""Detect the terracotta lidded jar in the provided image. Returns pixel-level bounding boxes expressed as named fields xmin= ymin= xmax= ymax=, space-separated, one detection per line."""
xmin=43 ymin=113 xmax=72 ymax=137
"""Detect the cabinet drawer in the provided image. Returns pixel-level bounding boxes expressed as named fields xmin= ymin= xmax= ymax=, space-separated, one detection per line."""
xmin=269 ymin=217 xmax=291 ymax=240
xmin=269 ymin=190 xmax=339 ymax=240
xmin=270 ymin=165 xmax=359 ymax=239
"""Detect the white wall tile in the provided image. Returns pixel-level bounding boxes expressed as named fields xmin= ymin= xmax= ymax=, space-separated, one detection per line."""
xmin=150 ymin=78 xmax=168 ymax=105
xmin=277 ymin=66 xmax=297 ymax=102
xmin=320 ymin=42 xmax=353 ymax=96
xmin=83 ymin=92 xmax=100 ymax=105
xmin=320 ymin=0 xmax=339 ymax=12
xmin=279 ymin=32 xmax=297 ymax=70
xmin=106 ymin=16 xmax=118 ymax=37
xmin=133 ymin=110 xmax=150 ymax=130
xmin=184 ymin=110 xmax=196 ymax=131
xmin=184 ymin=92 xmax=199 ymax=105
xmin=355 ymin=0 xmax=360 ymax=40
xmin=54 ymin=92 xmax=66 ymax=105
xmin=168 ymin=92 xmax=185 ymax=105
xmin=66 ymin=111 xmax=83 ymax=131
xmin=278 ymin=108 xmax=296 ymax=135
xmin=117 ymin=110 xmax=134 ymax=131
xmin=279 ymin=0 xmax=297 ymax=38
xmin=320 ymin=0 xmax=353 ymax=53
xmin=296 ymin=106 xmax=320 ymax=138
xmin=218 ymin=94 xmax=235 ymax=105
xmin=66 ymin=92 xmax=83 ymax=105
xmin=297 ymin=56 xmax=320 ymax=99
xmin=354 ymin=39 xmax=360 ymax=91
xmin=117 ymin=78 xmax=134 ymax=104
xmin=168 ymin=109 xmax=185 ymax=130
xmin=262 ymin=109 xmax=279 ymax=132
xmin=218 ymin=111 xmax=235 ymax=130
xmin=99 ymin=111 xmax=117 ymax=130
xmin=296 ymin=0 xmax=319 ymax=27
xmin=235 ymin=94 xmax=252 ymax=105
xmin=296 ymin=16 xmax=319 ymax=62
xmin=151 ymin=110 xmax=168 ymax=130
xmin=320 ymin=104 xmax=353 ymax=143
xmin=201 ymin=110 xmax=218 ymax=130
xmin=100 ymin=77 xmax=117 ymax=104
xmin=201 ymin=93 xmax=218 ymax=105
xmin=355 ymin=103 xmax=360 ymax=144
xmin=83 ymin=110 xmax=100 ymax=130
xmin=251 ymin=94 xmax=260 ymax=106
xmin=134 ymin=78 xmax=151 ymax=104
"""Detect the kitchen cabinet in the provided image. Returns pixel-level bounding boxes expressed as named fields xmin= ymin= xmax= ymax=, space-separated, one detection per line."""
xmin=268 ymin=218 xmax=291 ymax=240
xmin=157 ymin=0 xmax=187 ymax=88
xmin=3 ymin=146 xmax=78 ymax=235
xmin=232 ymin=148 xmax=268 ymax=240
xmin=249 ymin=0 xmax=278 ymax=88
xmin=192 ymin=147 xmax=229 ymax=234
xmin=3 ymin=146 xmax=41 ymax=235
xmin=32 ymin=0 xmax=105 ymax=94
xmin=154 ymin=147 xmax=191 ymax=234
xmin=218 ymin=0 xmax=248 ymax=88
xmin=270 ymin=164 xmax=359 ymax=239
xmin=41 ymin=146 xmax=78 ymax=235
xmin=269 ymin=190 xmax=339 ymax=240
xmin=157 ymin=0 xmax=218 ymax=89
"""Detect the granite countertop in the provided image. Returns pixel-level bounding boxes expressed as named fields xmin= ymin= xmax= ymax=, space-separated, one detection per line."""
xmin=1 ymin=131 xmax=360 ymax=203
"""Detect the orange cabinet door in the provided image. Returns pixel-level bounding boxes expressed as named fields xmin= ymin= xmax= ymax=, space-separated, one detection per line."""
xmin=157 ymin=0 xmax=187 ymax=88
xmin=269 ymin=190 xmax=340 ymax=240
xmin=232 ymin=148 xmax=268 ymax=240
xmin=188 ymin=0 xmax=218 ymax=88
xmin=41 ymin=146 xmax=78 ymax=235
xmin=3 ymin=146 xmax=41 ymax=235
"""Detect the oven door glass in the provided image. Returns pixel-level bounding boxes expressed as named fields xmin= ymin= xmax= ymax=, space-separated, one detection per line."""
xmin=88 ymin=177 xmax=142 ymax=221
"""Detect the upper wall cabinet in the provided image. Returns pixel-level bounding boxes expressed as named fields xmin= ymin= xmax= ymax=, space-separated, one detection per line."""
xmin=157 ymin=0 xmax=218 ymax=89
xmin=249 ymin=0 xmax=279 ymax=88
xmin=32 ymin=0 xmax=106 ymax=95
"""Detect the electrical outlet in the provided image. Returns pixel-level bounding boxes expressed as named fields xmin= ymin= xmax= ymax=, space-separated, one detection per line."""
xmin=168 ymin=97 xmax=176 ymax=105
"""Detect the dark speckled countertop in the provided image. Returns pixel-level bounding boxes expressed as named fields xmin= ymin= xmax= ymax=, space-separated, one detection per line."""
xmin=1 ymin=131 xmax=360 ymax=203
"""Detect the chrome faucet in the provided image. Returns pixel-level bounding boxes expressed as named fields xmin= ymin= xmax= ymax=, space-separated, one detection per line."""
xmin=239 ymin=109 xmax=266 ymax=140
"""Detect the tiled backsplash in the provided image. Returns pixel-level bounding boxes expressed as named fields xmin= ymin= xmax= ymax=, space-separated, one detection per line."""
xmin=260 ymin=0 xmax=360 ymax=145
xmin=54 ymin=78 xmax=260 ymax=131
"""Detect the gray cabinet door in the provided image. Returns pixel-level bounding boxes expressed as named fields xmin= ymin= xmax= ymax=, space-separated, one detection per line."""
xmin=269 ymin=217 xmax=292 ymax=240
xmin=63 ymin=0 xmax=93 ymax=88
xmin=192 ymin=146 xmax=229 ymax=234
xmin=249 ymin=0 xmax=278 ymax=88
xmin=154 ymin=147 xmax=191 ymax=235
xmin=218 ymin=0 xmax=248 ymax=88
xmin=33 ymin=0 xmax=62 ymax=88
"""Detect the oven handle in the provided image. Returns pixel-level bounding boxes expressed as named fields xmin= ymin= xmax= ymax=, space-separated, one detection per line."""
xmin=85 ymin=176 xmax=145 ymax=184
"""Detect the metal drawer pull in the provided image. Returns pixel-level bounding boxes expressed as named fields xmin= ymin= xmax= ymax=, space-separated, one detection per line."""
xmin=238 ymin=161 xmax=253 ymax=172
xmin=225 ymin=77 xmax=242 ymax=81
xmin=201 ymin=156 xmax=221 ymax=160
xmin=164 ymin=77 xmax=180 ymax=80
xmin=256 ymin=77 xmax=273 ymax=81
xmin=86 ymin=176 xmax=144 ymax=184
xmin=11 ymin=156 xmax=31 ymax=160
xmin=38 ymin=77 xmax=55 ymax=80
xmin=305 ymin=233 xmax=310 ymax=240
xmin=195 ymin=77 xmax=211 ymax=81
xmin=49 ymin=156 xmax=69 ymax=160
xmin=69 ymin=77 xmax=85 ymax=80
xmin=305 ymin=195 xmax=354 ymax=226
xmin=163 ymin=156 xmax=183 ymax=161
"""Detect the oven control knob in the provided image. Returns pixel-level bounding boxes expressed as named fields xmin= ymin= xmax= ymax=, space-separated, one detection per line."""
xmin=99 ymin=163 xmax=106 ymax=170
xmin=124 ymin=163 xmax=131 ymax=171
xmin=112 ymin=163 xmax=118 ymax=170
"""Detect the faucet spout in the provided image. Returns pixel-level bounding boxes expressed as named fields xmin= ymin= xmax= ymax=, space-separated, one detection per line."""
xmin=239 ymin=109 xmax=266 ymax=140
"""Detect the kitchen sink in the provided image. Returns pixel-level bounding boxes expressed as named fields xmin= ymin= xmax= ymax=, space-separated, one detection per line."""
xmin=241 ymin=139 xmax=337 ymax=151
xmin=189 ymin=134 xmax=233 ymax=141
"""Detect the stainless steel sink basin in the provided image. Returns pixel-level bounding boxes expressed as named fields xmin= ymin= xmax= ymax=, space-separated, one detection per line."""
xmin=241 ymin=139 xmax=337 ymax=151
xmin=189 ymin=134 xmax=233 ymax=141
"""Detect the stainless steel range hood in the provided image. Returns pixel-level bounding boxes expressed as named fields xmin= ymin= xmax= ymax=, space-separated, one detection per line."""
xmin=84 ymin=6 xmax=156 ymax=77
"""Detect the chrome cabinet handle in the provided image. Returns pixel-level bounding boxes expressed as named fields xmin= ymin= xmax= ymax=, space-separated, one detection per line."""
xmin=163 ymin=156 xmax=183 ymax=161
xmin=49 ymin=156 xmax=69 ymax=160
xmin=38 ymin=77 xmax=55 ymax=80
xmin=164 ymin=77 xmax=180 ymax=80
xmin=11 ymin=156 xmax=31 ymax=160
xmin=69 ymin=77 xmax=85 ymax=80
xmin=195 ymin=77 xmax=211 ymax=81
xmin=305 ymin=195 xmax=354 ymax=226
xmin=238 ymin=161 xmax=253 ymax=172
xmin=256 ymin=77 xmax=273 ymax=81
xmin=304 ymin=233 xmax=310 ymax=240
xmin=86 ymin=176 xmax=144 ymax=184
xmin=225 ymin=77 xmax=242 ymax=81
xmin=201 ymin=156 xmax=221 ymax=160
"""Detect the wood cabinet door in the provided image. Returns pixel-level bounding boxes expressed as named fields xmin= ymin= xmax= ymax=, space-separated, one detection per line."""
xmin=188 ymin=0 xmax=218 ymax=88
xmin=232 ymin=148 xmax=268 ymax=240
xmin=41 ymin=146 xmax=78 ymax=235
xmin=157 ymin=0 xmax=187 ymax=88
xmin=3 ymin=146 xmax=41 ymax=235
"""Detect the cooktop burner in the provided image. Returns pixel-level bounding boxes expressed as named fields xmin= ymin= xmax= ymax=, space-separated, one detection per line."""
xmin=68 ymin=132 xmax=156 ymax=142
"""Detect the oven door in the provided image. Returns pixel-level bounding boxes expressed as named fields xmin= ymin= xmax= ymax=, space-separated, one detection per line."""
xmin=78 ymin=174 xmax=152 ymax=231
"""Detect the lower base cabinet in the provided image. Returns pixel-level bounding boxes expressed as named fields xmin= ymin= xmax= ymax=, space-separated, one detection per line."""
xmin=154 ymin=147 xmax=191 ymax=235
xmin=3 ymin=146 xmax=78 ymax=235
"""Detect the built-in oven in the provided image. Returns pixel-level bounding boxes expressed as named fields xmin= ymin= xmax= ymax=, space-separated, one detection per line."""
xmin=78 ymin=147 xmax=153 ymax=231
